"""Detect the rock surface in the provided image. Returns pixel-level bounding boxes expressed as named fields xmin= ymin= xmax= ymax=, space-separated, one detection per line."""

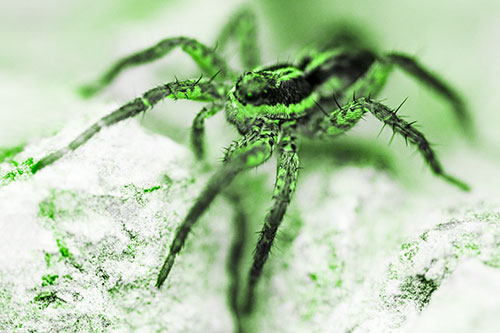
xmin=1 ymin=117 xmax=499 ymax=332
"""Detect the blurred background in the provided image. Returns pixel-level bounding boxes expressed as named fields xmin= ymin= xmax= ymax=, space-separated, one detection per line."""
xmin=0 ymin=0 xmax=499 ymax=191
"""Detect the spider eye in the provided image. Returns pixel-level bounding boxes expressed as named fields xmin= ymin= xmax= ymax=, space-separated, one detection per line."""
xmin=245 ymin=91 xmax=259 ymax=101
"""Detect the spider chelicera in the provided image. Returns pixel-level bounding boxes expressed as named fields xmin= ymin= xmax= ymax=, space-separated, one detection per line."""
xmin=28 ymin=6 xmax=471 ymax=325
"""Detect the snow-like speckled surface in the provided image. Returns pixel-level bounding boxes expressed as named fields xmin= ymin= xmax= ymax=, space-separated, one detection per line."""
xmin=0 ymin=120 xmax=235 ymax=332
xmin=1 ymin=119 xmax=499 ymax=332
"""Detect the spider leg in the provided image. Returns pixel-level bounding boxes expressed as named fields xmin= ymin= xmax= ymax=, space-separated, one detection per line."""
xmin=242 ymin=124 xmax=300 ymax=313
xmin=156 ymin=119 xmax=279 ymax=288
xmin=297 ymin=100 xmax=395 ymax=169
xmin=343 ymin=97 xmax=470 ymax=191
xmin=305 ymin=48 xmax=472 ymax=141
xmin=302 ymin=97 xmax=468 ymax=190
xmin=341 ymin=60 xmax=393 ymax=102
xmin=31 ymin=80 xmax=221 ymax=173
xmin=79 ymin=37 xmax=233 ymax=98
xmin=222 ymin=187 xmax=248 ymax=333
xmin=190 ymin=102 xmax=224 ymax=160
xmin=384 ymin=52 xmax=474 ymax=138
xmin=215 ymin=6 xmax=260 ymax=70
xmin=297 ymin=98 xmax=367 ymax=139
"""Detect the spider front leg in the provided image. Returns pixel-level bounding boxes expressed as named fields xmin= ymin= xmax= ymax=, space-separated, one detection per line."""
xmin=190 ymin=102 xmax=225 ymax=160
xmin=79 ymin=37 xmax=232 ymax=98
xmin=299 ymin=96 xmax=367 ymax=139
xmin=215 ymin=6 xmax=260 ymax=70
xmin=316 ymin=98 xmax=469 ymax=191
xmin=364 ymin=97 xmax=470 ymax=190
xmin=31 ymin=79 xmax=221 ymax=173
xmin=243 ymin=125 xmax=300 ymax=313
xmin=156 ymin=119 xmax=279 ymax=288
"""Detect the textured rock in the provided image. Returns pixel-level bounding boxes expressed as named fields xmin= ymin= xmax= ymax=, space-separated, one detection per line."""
xmin=2 ymin=120 xmax=500 ymax=332
xmin=0 ymin=119 xmax=234 ymax=332
xmin=2 ymin=114 xmax=500 ymax=332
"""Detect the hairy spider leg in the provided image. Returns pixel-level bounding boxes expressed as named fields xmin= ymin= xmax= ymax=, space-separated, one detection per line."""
xmin=331 ymin=97 xmax=470 ymax=191
xmin=335 ymin=52 xmax=472 ymax=139
xmin=296 ymin=48 xmax=391 ymax=137
xmin=341 ymin=60 xmax=393 ymax=102
xmin=313 ymin=57 xmax=393 ymax=134
xmin=222 ymin=188 xmax=249 ymax=333
xmin=304 ymin=98 xmax=368 ymax=138
xmin=301 ymin=48 xmax=380 ymax=105
xmin=384 ymin=53 xmax=474 ymax=138
xmin=243 ymin=123 xmax=300 ymax=313
xmin=191 ymin=102 xmax=225 ymax=160
xmin=156 ymin=119 xmax=279 ymax=288
xmin=79 ymin=37 xmax=233 ymax=98
xmin=31 ymin=80 xmax=221 ymax=173
xmin=302 ymin=95 xmax=469 ymax=190
xmin=301 ymin=48 xmax=471 ymax=141
xmin=215 ymin=6 xmax=260 ymax=70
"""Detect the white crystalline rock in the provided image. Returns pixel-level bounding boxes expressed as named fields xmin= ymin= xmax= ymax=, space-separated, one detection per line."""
xmin=1 ymin=116 xmax=500 ymax=332
xmin=402 ymin=260 xmax=500 ymax=333
xmin=0 ymin=119 xmax=233 ymax=332
xmin=246 ymin=164 xmax=500 ymax=333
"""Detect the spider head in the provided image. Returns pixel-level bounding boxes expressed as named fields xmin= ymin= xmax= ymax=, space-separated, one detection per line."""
xmin=226 ymin=66 xmax=315 ymax=134
xmin=234 ymin=71 xmax=276 ymax=106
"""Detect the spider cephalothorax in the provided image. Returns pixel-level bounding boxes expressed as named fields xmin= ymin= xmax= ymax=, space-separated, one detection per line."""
xmin=227 ymin=65 xmax=316 ymax=133
xmin=24 ymin=7 xmax=472 ymax=331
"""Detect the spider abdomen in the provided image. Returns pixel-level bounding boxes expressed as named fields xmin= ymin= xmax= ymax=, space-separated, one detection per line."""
xmin=303 ymin=49 xmax=376 ymax=94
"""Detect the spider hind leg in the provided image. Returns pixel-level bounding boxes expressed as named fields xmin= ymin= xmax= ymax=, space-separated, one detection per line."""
xmin=385 ymin=52 xmax=474 ymax=138
xmin=79 ymin=37 xmax=232 ymax=98
xmin=215 ymin=6 xmax=261 ymax=70
xmin=223 ymin=187 xmax=249 ymax=333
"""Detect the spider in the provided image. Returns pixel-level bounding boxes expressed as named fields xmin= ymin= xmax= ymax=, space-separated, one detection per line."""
xmin=27 ymin=6 xmax=471 ymax=329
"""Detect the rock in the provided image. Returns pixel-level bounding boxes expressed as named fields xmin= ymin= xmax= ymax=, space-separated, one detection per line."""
xmin=1 ymin=115 xmax=500 ymax=332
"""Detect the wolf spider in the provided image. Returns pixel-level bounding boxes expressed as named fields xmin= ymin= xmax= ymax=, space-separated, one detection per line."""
xmin=28 ymin=6 xmax=471 ymax=330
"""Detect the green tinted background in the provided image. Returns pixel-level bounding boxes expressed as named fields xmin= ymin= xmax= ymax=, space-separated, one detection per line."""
xmin=1 ymin=0 xmax=498 ymax=147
